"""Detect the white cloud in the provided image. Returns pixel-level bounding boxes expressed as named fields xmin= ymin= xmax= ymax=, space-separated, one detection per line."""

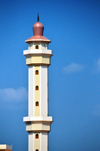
xmin=0 ymin=87 xmax=28 ymax=102
xmin=63 ymin=62 xmax=85 ymax=73
xmin=93 ymin=104 xmax=100 ymax=116
xmin=93 ymin=58 xmax=100 ymax=73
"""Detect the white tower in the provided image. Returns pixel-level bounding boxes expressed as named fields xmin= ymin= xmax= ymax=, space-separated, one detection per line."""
xmin=23 ymin=17 xmax=53 ymax=151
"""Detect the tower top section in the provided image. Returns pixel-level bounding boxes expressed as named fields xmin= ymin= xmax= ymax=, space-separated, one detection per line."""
xmin=25 ymin=20 xmax=51 ymax=43
xmin=33 ymin=22 xmax=44 ymax=36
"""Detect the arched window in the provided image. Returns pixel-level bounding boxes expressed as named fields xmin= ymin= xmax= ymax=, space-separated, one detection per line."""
xmin=35 ymin=149 xmax=39 ymax=151
xmin=35 ymin=134 xmax=39 ymax=139
xmin=35 ymin=45 xmax=39 ymax=49
xmin=35 ymin=70 xmax=39 ymax=75
xmin=35 ymin=86 xmax=39 ymax=90
xmin=36 ymin=101 xmax=39 ymax=106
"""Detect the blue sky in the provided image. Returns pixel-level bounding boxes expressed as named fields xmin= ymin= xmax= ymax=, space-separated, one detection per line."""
xmin=0 ymin=0 xmax=100 ymax=151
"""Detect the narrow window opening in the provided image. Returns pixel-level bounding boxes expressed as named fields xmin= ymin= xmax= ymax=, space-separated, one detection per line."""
xmin=35 ymin=70 xmax=39 ymax=75
xmin=36 ymin=101 xmax=39 ymax=106
xmin=35 ymin=86 xmax=39 ymax=90
xmin=35 ymin=149 xmax=39 ymax=151
xmin=35 ymin=134 xmax=39 ymax=139
xmin=35 ymin=45 xmax=39 ymax=49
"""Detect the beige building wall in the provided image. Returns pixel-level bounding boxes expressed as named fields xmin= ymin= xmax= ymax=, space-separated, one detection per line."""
xmin=26 ymin=55 xmax=50 ymax=66
xmin=26 ymin=122 xmax=51 ymax=132
xmin=34 ymin=133 xmax=40 ymax=151
xmin=34 ymin=66 xmax=40 ymax=116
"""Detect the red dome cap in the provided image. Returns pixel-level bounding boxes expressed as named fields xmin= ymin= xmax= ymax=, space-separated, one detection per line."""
xmin=25 ymin=20 xmax=51 ymax=43
xmin=33 ymin=22 xmax=44 ymax=36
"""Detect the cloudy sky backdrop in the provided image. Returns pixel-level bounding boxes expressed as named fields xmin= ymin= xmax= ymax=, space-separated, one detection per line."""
xmin=0 ymin=0 xmax=100 ymax=151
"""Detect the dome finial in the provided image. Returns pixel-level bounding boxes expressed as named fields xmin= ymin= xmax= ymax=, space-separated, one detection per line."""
xmin=37 ymin=13 xmax=39 ymax=22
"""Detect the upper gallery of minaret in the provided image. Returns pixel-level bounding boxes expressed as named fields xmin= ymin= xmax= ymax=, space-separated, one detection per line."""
xmin=24 ymin=16 xmax=52 ymax=67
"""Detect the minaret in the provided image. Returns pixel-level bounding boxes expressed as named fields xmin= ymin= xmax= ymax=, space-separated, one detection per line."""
xmin=23 ymin=16 xmax=53 ymax=151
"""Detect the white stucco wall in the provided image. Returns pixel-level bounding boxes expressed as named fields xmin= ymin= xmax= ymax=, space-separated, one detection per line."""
xmin=28 ymin=66 xmax=35 ymax=116
xmin=40 ymin=66 xmax=48 ymax=116
xmin=40 ymin=133 xmax=48 ymax=151
xmin=28 ymin=133 xmax=34 ymax=151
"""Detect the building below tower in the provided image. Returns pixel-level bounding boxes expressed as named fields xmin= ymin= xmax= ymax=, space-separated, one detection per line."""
xmin=0 ymin=144 xmax=12 ymax=151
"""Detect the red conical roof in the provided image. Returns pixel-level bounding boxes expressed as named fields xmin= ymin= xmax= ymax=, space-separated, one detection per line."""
xmin=33 ymin=22 xmax=44 ymax=36
xmin=25 ymin=22 xmax=51 ymax=43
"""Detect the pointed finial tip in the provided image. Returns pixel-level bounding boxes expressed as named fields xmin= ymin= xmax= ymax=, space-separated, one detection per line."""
xmin=37 ymin=13 xmax=39 ymax=22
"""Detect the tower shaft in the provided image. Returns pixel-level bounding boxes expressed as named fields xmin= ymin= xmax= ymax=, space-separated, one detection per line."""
xmin=23 ymin=21 xmax=53 ymax=151
xmin=28 ymin=66 xmax=48 ymax=117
